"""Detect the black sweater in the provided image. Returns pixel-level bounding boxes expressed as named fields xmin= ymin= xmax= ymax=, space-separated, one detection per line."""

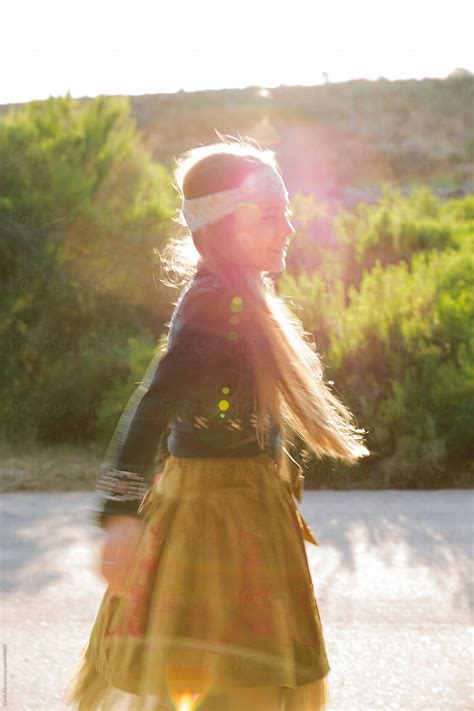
xmin=92 ymin=266 xmax=282 ymax=528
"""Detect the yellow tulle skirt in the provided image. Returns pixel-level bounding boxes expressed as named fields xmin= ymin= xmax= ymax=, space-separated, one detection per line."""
xmin=64 ymin=453 xmax=330 ymax=710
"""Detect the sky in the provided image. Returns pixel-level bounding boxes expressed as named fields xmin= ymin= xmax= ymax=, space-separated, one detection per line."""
xmin=2 ymin=0 xmax=473 ymax=105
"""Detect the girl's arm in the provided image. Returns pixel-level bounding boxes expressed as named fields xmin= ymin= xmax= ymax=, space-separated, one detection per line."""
xmin=92 ymin=286 xmax=202 ymax=530
xmin=92 ymin=350 xmax=182 ymax=529
xmin=92 ymin=278 xmax=264 ymax=530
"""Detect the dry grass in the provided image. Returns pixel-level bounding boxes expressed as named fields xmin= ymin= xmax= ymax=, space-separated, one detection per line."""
xmin=0 ymin=440 xmax=104 ymax=493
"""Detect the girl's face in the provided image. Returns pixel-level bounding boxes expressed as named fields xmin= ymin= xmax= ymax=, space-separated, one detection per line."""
xmin=231 ymin=198 xmax=296 ymax=273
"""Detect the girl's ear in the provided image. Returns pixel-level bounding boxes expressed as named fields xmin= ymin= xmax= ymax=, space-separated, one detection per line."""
xmin=198 ymin=224 xmax=212 ymax=240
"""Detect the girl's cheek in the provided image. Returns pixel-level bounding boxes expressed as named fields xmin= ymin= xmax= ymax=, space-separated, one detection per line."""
xmin=234 ymin=232 xmax=255 ymax=257
xmin=257 ymin=223 xmax=272 ymax=239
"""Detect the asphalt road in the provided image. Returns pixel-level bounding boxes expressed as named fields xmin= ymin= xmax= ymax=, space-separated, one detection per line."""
xmin=0 ymin=490 xmax=472 ymax=710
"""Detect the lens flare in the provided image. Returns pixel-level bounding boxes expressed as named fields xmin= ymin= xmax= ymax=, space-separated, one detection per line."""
xmin=165 ymin=654 xmax=214 ymax=711
xmin=230 ymin=296 xmax=243 ymax=313
xmin=176 ymin=691 xmax=201 ymax=710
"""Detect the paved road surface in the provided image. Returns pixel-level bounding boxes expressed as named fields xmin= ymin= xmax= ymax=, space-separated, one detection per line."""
xmin=0 ymin=490 xmax=472 ymax=710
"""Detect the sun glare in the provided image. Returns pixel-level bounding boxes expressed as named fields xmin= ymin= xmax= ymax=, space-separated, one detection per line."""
xmin=176 ymin=691 xmax=201 ymax=710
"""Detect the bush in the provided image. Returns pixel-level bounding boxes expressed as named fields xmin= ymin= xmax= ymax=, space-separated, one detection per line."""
xmin=281 ymin=192 xmax=473 ymax=487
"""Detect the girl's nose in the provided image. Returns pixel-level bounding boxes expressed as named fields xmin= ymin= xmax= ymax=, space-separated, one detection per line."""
xmin=285 ymin=217 xmax=296 ymax=240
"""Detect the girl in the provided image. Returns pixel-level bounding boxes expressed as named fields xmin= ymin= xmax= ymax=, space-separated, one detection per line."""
xmin=64 ymin=137 xmax=370 ymax=710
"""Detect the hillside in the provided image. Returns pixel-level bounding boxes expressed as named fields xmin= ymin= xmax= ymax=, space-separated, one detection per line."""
xmin=1 ymin=74 xmax=472 ymax=212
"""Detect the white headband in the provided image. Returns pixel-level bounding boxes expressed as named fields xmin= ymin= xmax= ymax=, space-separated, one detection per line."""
xmin=180 ymin=164 xmax=289 ymax=233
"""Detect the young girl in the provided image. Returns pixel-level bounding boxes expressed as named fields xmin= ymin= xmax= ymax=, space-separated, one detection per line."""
xmin=64 ymin=137 xmax=370 ymax=710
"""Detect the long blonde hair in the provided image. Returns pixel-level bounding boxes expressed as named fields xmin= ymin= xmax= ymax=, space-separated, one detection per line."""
xmin=159 ymin=135 xmax=370 ymax=466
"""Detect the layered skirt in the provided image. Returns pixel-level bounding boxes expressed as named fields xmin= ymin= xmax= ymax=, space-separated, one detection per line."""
xmin=64 ymin=453 xmax=330 ymax=710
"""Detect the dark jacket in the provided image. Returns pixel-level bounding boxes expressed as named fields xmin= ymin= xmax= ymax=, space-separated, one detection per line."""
xmin=92 ymin=264 xmax=282 ymax=529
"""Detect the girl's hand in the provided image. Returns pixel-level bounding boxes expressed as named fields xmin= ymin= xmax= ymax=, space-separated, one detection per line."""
xmin=99 ymin=516 xmax=145 ymax=597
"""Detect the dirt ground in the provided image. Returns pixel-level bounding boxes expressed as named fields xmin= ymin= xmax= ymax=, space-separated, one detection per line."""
xmin=0 ymin=489 xmax=472 ymax=710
